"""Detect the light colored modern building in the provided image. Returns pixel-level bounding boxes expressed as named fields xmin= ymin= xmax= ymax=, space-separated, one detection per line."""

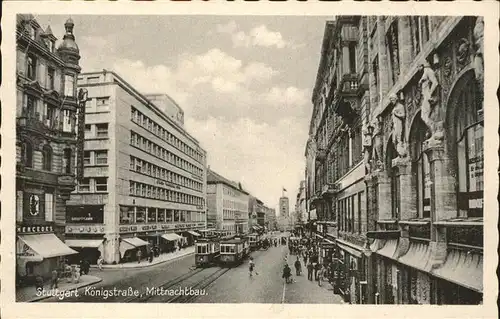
xmin=16 ymin=15 xmax=83 ymax=282
xmin=206 ymin=169 xmax=249 ymax=235
xmin=65 ymin=70 xmax=207 ymax=264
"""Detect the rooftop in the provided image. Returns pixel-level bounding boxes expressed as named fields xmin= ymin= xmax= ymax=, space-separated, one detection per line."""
xmin=207 ymin=169 xmax=249 ymax=195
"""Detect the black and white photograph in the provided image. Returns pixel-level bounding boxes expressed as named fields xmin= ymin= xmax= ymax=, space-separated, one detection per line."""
xmin=1 ymin=2 xmax=499 ymax=319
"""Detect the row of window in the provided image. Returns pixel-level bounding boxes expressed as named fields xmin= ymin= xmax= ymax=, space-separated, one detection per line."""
xmin=223 ymin=199 xmax=247 ymax=212
xmin=130 ymin=156 xmax=203 ymax=192
xmin=129 ymin=180 xmax=203 ymax=206
xmin=23 ymin=94 xmax=75 ymax=133
xmin=84 ymin=97 xmax=110 ymax=109
xmin=130 ymin=131 xmax=203 ymax=177
xmin=131 ymin=107 xmax=204 ymax=163
xmin=77 ymin=177 xmax=108 ymax=193
xmin=24 ymin=54 xmax=75 ymax=96
xmin=222 ymin=209 xmax=240 ymax=221
xmin=84 ymin=150 xmax=108 ymax=166
xmin=19 ymin=142 xmax=73 ymax=174
xmin=85 ymin=123 xmax=109 ymax=138
xmin=119 ymin=207 xmax=205 ymax=224
xmin=338 ymin=192 xmax=364 ymax=234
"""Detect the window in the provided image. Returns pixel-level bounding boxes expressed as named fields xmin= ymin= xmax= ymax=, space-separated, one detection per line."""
xmin=83 ymin=151 xmax=91 ymax=165
xmin=47 ymin=68 xmax=55 ymax=90
xmin=148 ymin=208 xmax=157 ymax=223
xmin=62 ymin=109 xmax=72 ymax=132
xmin=136 ymin=207 xmax=146 ymax=223
xmin=386 ymin=21 xmax=400 ymax=85
xmin=352 ymin=125 xmax=363 ymax=164
xmin=96 ymin=123 xmax=108 ymax=138
xmin=411 ymin=116 xmax=431 ymax=219
xmin=45 ymin=193 xmax=54 ymax=222
xmin=120 ymin=207 xmax=134 ymax=224
xmin=410 ymin=16 xmax=430 ymax=57
xmin=64 ymin=75 xmax=75 ymax=97
xmin=358 ymin=192 xmax=363 ymax=234
xmin=63 ymin=148 xmax=72 ymax=174
xmin=96 ymin=97 xmax=109 ymax=107
xmin=349 ymin=42 xmax=357 ymax=73
xmin=129 ymin=181 xmax=135 ymax=195
xmin=95 ymin=150 xmax=108 ymax=165
xmin=387 ymin=140 xmax=400 ymax=219
xmin=79 ymin=178 xmax=90 ymax=192
xmin=455 ymin=75 xmax=483 ymax=218
xmin=95 ymin=178 xmax=108 ymax=192
xmin=158 ymin=209 xmax=166 ymax=222
xmin=29 ymin=25 xmax=36 ymax=40
xmin=27 ymin=55 xmax=37 ymax=80
xmin=42 ymin=145 xmax=52 ymax=171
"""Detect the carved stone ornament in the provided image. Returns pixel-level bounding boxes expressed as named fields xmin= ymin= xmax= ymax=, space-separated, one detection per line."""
xmin=371 ymin=116 xmax=384 ymax=171
xmin=442 ymin=56 xmax=453 ymax=78
xmin=473 ymin=16 xmax=484 ymax=90
xmin=456 ymin=38 xmax=470 ymax=66
xmin=390 ymin=94 xmax=407 ymax=157
xmin=418 ymin=61 xmax=442 ymax=142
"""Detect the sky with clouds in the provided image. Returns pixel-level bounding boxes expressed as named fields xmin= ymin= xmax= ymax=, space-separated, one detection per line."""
xmin=35 ymin=15 xmax=328 ymax=212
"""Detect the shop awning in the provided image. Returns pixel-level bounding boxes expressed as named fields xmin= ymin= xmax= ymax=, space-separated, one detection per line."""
xmin=398 ymin=242 xmax=431 ymax=272
xmin=376 ymin=239 xmax=398 ymax=259
xmin=336 ymin=241 xmax=363 ymax=258
xmin=66 ymin=239 xmax=103 ymax=249
xmin=18 ymin=234 xmax=78 ymax=259
xmin=187 ymin=230 xmax=200 ymax=237
xmin=432 ymin=249 xmax=483 ymax=292
xmin=252 ymin=226 xmax=260 ymax=231
xmin=122 ymin=237 xmax=149 ymax=247
xmin=162 ymin=233 xmax=183 ymax=241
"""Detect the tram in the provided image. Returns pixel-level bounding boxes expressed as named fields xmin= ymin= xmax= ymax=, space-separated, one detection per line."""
xmin=198 ymin=229 xmax=217 ymax=238
xmin=219 ymin=237 xmax=249 ymax=267
xmin=194 ymin=236 xmax=220 ymax=268
xmin=247 ymin=233 xmax=261 ymax=251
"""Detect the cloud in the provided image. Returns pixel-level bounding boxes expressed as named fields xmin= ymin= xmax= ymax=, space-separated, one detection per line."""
xmin=215 ymin=21 xmax=301 ymax=49
xmin=185 ymin=116 xmax=308 ymax=207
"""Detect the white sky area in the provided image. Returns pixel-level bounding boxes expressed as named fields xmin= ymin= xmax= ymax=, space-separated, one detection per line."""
xmin=35 ymin=15 xmax=328 ymax=212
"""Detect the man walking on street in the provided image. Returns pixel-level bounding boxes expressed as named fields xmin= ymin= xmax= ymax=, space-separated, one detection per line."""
xmin=307 ymin=261 xmax=314 ymax=281
xmin=137 ymin=249 xmax=142 ymax=264
xmin=294 ymin=257 xmax=302 ymax=276
xmin=50 ymin=269 xmax=58 ymax=289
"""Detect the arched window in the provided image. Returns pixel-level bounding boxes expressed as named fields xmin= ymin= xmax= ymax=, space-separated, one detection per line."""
xmin=42 ymin=145 xmax=52 ymax=171
xmin=63 ymin=148 xmax=72 ymax=174
xmin=410 ymin=115 xmax=431 ymax=219
xmin=21 ymin=141 xmax=33 ymax=168
xmin=454 ymin=76 xmax=483 ymax=218
xmin=386 ymin=139 xmax=399 ymax=219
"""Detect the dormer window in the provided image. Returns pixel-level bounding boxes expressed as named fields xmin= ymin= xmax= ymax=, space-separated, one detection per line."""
xmin=29 ymin=26 xmax=36 ymax=40
xmin=50 ymin=40 xmax=55 ymax=53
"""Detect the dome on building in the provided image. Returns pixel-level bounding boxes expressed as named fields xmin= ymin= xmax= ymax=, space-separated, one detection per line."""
xmin=58 ymin=17 xmax=79 ymax=53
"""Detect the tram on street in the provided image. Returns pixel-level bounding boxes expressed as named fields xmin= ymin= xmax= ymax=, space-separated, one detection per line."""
xmin=218 ymin=237 xmax=249 ymax=267
xmin=247 ymin=233 xmax=261 ymax=251
xmin=194 ymin=236 xmax=220 ymax=268
xmin=198 ymin=229 xmax=217 ymax=238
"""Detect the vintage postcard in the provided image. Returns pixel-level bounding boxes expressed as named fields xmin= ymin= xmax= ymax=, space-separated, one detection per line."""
xmin=1 ymin=1 xmax=498 ymax=319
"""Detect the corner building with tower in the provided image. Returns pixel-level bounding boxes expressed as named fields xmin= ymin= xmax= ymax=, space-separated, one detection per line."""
xmin=65 ymin=71 xmax=207 ymax=265
xmin=16 ymin=15 xmax=84 ymax=283
xmin=306 ymin=16 xmax=484 ymax=304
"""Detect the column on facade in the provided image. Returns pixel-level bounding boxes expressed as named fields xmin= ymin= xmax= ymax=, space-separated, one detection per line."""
xmin=397 ymin=17 xmax=413 ymax=77
xmin=393 ymin=157 xmax=417 ymax=220
xmin=424 ymin=142 xmax=455 ymax=268
xmin=374 ymin=170 xmax=391 ymax=222
xmin=376 ymin=17 xmax=391 ymax=99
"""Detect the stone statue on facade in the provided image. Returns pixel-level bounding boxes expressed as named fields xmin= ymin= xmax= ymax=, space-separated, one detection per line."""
xmin=390 ymin=94 xmax=407 ymax=157
xmin=418 ymin=61 xmax=441 ymax=141
xmin=371 ymin=116 xmax=384 ymax=170
xmin=362 ymin=123 xmax=373 ymax=173
xmin=473 ymin=16 xmax=484 ymax=94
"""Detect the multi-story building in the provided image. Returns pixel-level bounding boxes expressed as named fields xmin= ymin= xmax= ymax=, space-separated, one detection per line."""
xmin=255 ymin=198 xmax=266 ymax=227
xmin=65 ymin=71 xmax=207 ymax=264
xmin=207 ymin=169 xmax=249 ymax=235
xmin=306 ymin=16 xmax=484 ymax=305
xmin=279 ymin=196 xmax=289 ymax=217
xmin=16 ymin=15 xmax=84 ymax=282
xmin=364 ymin=15 xmax=483 ymax=305
xmin=264 ymin=207 xmax=277 ymax=231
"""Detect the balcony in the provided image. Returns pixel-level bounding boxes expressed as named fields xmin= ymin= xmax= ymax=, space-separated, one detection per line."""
xmin=331 ymin=73 xmax=360 ymax=125
xmin=321 ymin=183 xmax=339 ymax=198
xmin=17 ymin=116 xmax=76 ymax=140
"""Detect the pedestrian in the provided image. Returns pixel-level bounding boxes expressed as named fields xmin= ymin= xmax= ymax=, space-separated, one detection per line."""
xmin=137 ymin=249 xmax=142 ymax=264
xmin=318 ymin=265 xmax=325 ymax=287
xmin=50 ymin=268 xmax=58 ymax=289
xmin=282 ymin=264 xmax=292 ymax=284
xmin=307 ymin=262 xmax=314 ymax=281
xmin=249 ymin=257 xmax=257 ymax=277
xmin=149 ymin=250 xmax=154 ymax=263
xmin=313 ymin=261 xmax=318 ymax=281
xmin=97 ymin=255 xmax=104 ymax=271
xmin=303 ymin=252 xmax=308 ymax=266
xmin=294 ymin=257 xmax=302 ymax=276
xmin=35 ymin=275 xmax=44 ymax=292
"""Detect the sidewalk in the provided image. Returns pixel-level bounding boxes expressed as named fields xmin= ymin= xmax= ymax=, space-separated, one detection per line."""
xmin=284 ymin=267 xmax=346 ymax=304
xmin=16 ymin=275 xmax=102 ymax=302
xmin=92 ymin=246 xmax=195 ymax=269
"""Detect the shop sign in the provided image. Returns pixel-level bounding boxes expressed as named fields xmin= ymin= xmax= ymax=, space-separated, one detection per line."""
xmin=161 ymin=224 xmax=176 ymax=230
xmin=66 ymin=225 xmax=105 ymax=233
xmin=17 ymin=225 xmax=53 ymax=234
xmin=119 ymin=226 xmax=138 ymax=233
xmin=321 ymin=243 xmax=336 ymax=249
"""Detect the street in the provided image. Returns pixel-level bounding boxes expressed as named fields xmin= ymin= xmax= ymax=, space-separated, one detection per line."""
xmin=40 ymin=234 xmax=342 ymax=304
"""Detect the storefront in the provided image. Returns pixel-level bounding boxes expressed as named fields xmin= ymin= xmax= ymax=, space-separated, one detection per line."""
xmin=65 ymin=238 xmax=104 ymax=265
xmin=161 ymin=233 xmax=184 ymax=253
xmin=336 ymin=240 xmax=367 ymax=304
xmin=119 ymin=237 xmax=149 ymax=263
xmin=16 ymin=226 xmax=78 ymax=285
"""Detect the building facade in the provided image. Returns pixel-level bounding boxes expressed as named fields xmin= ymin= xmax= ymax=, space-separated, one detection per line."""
xmin=279 ymin=196 xmax=289 ymax=217
xmin=16 ymin=15 xmax=83 ymax=282
xmin=364 ymin=15 xmax=483 ymax=305
xmin=207 ymin=169 xmax=249 ymax=235
xmin=265 ymin=207 xmax=277 ymax=231
xmin=306 ymin=16 xmax=484 ymax=305
xmin=65 ymin=71 xmax=207 ymax=264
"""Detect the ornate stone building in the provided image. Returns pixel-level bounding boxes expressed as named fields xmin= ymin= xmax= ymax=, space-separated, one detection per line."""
xmin=364 ymin=16 xmax=483 ymax=305
xmin=16 ymin=15 xmax=84 ymax=282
